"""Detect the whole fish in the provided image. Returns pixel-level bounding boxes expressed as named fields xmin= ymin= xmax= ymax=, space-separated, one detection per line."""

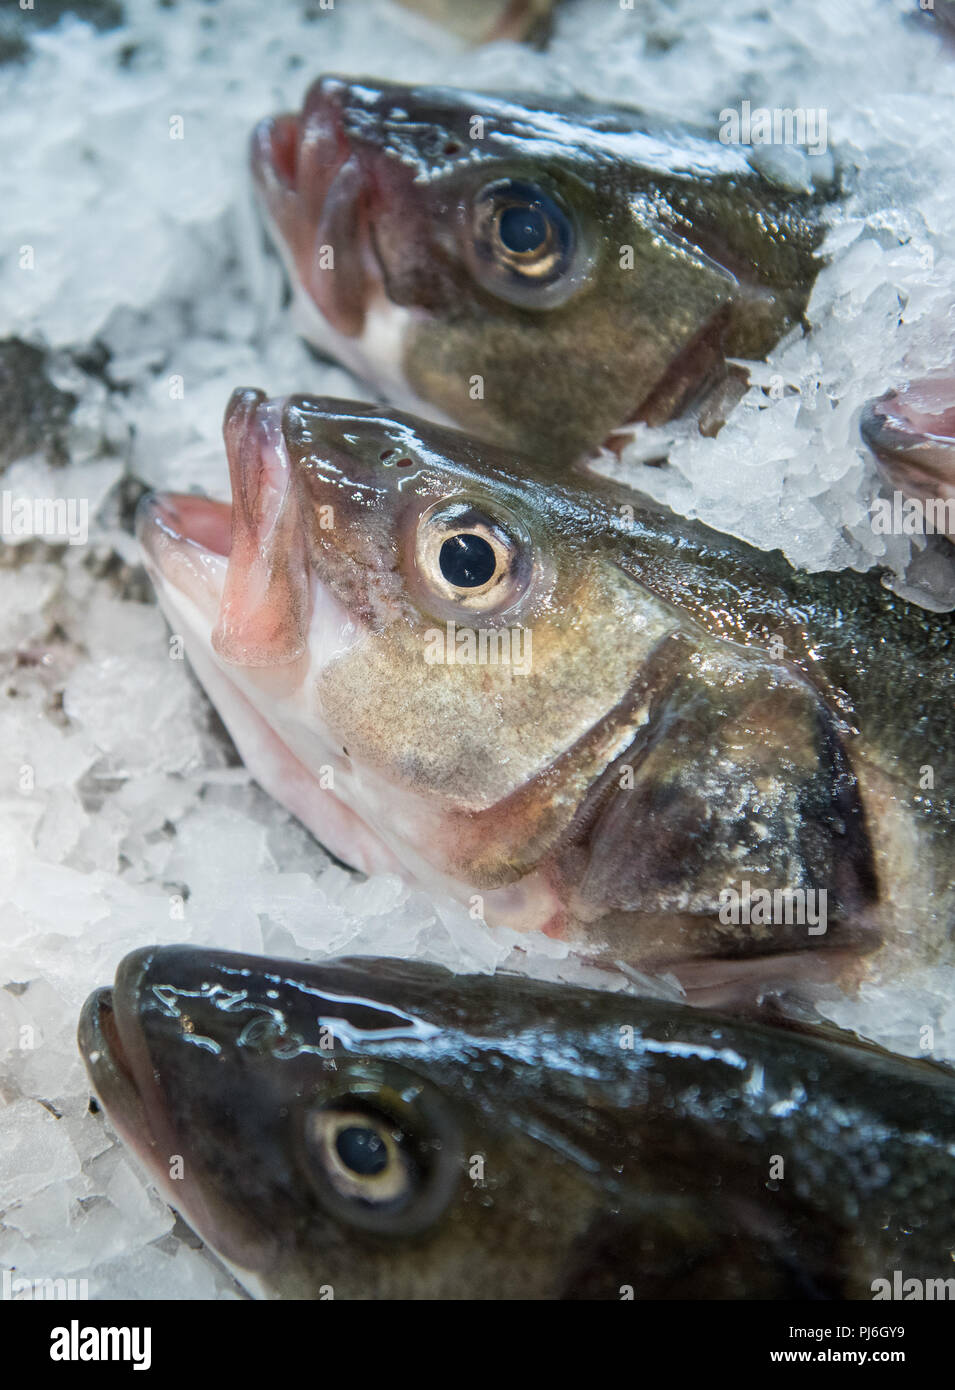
xmin=861 ymin=375 xmax=955 ymax=542
xmin=250 ymin=77 xmax=830 ymax=465
xmin=135 ymin=393 xmax=954 ymax=1005
xmin=79 ymin=946 xmax=955 ymax=1300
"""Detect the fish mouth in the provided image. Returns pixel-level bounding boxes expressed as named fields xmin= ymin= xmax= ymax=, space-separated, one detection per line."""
xmin=136 ymin=389 xmax=310 ymax=664
xmin=135 ymin=393 xmax=420 ymax=879
xmin=78 ymin=984 xmax=151 ymax=1147
xmin=78 ymin=949 xmax=184 ymax=1181
xmin=861 ymin=377 xmax=955 ymax=503
xmin=78 ymin=950 xmax=276 ymax=1281
xmin=250 ymin=78 xmax=379 ymax=338
xmin=627 ymin=304 xmax=738 ymax=432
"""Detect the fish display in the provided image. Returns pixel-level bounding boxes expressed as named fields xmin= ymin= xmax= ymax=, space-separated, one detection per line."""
xmin=78 ymin=946 xmax=955 ymax=1300
xmin=861 ymin=376 xmax=955 ymax=543
xmin=135 ymin=392 xmax=954 ymax=1005
xmin=251 ymin=78 xmax=830 ymax=465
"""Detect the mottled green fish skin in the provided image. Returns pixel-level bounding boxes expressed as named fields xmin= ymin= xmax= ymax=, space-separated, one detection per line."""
xmin=252 ymin=77 xmax=832 ymax=465
xmin=79 ymin=947 xmax=955 ymax=1300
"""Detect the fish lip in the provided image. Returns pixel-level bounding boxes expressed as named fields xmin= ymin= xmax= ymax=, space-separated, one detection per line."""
xmin=251 ymin=79 xmax=379 ymax=338
xmin=78 ymin=947 xmax=180 ymax=1167
xmin=134 ymin=391 xmax=298 ymax=630
xmin=79 ymin=950 xmax=279 ymax=1279
xmin=134 ymin=489 xmax=233 ymax=628
xmin=861 ymin=383 xmax=955 ymax=491
xmin=135 ymin=490 xmax=233 ymax=562
xmin=250 ymin=76 xmax=352 ymax=203
xmin=250 ymin=112 xmax=301 ymax=195
xmin=625 ymin=303 xmax=735 ymax=430
xmin=78 ymin=985 xmax=152 ymax=1145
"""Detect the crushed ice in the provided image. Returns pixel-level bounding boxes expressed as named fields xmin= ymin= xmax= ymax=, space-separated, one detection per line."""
xmin=1 ymin=0 xmax=953 ymax=1299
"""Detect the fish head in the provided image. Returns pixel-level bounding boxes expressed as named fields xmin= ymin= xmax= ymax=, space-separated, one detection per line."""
xmin=251 ymin=77 xmax=828 ymax=463
xmin=136 ymin=391 xmax=673 ymax=908
xmin=81 ymin=948 xmax=948 ymax=1299
xmin=78 ymin=948 xmax=614 ymax=1299
xmin=137 ymin=390 xmax=881 ymax=965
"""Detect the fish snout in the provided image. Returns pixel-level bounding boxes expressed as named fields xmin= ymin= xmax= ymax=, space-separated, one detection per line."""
xmin=282 ymin=394 xmax=436 ymax=501
xmin=252 ymin=75 xmax=355 ymax=208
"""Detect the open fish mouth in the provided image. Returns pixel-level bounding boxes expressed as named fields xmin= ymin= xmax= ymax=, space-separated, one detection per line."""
xmin=136 ymin=390 xmax=310 ymax=664
xmin=134 ymin=393 xmax=422 ymax=881
xmin=250 ymin=81 xmax=379 ymax=339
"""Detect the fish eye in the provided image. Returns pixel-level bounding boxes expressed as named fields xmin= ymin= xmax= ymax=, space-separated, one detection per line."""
xmin=301 ymin=1077 xmax=460 ymax=1236
xmin=498 ymin=203 xmax=548 ymax=254
xmin=466 ymin=179 xmax=588 ymax=307
xmin=415 ymin=500 xmax=533 ymax=614
xmin=307 ymin=1106 xmax=412 ymax=1206
xmin=438 ymin=533 xmax=496 ymax=588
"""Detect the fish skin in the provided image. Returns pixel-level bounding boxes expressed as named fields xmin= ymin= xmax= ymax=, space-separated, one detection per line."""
xmin=78 ymin=945 xmax=955 ymax=1300
xmin=134 ymin=394 xmax=954 ymax=1006
xmin=861 ymin=376 xmax=955 ymax=542
xmin=250 ymin=76 xmax=831 ymax=466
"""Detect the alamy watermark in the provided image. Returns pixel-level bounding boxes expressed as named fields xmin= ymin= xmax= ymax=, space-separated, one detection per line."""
xmin=423 ymin=620 xmax=532 ymax=675
xmin=872 ymin=1271 xmax=955 ymax=1300
xmin=718 ymin=881 xmax=828 ymax=935
xmin=870 ymin=490 xmax=955 ymax=536
xmin=1 ymin=491 xmax=89 ymax=546
xmin=2 ymin=1267 xmax=89 ymax=1300
xmin=49 ymin=1320 xmax=151 ymax=1369
xmin=719 ymin=100 xmax=828 ymax=157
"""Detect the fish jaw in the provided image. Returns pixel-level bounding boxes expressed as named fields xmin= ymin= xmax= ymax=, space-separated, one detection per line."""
xmin=133 ymin=398 xmax=437 ymax=883
xmin=78 ymin=949 xmax=282 ymax=1281
xmin=861 ymin=375 xmax=955 ymax=541
xmin=250 ymin=88 xmax=371 ymax=340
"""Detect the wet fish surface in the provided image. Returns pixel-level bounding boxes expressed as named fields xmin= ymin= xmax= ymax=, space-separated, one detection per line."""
xmin=135 ymin=394 xmax=954 ymax=1005
xmin=79 ymin=946 xmax=955 ymax=1300
xmin=251 ymin=77 xmax=831 ymax=465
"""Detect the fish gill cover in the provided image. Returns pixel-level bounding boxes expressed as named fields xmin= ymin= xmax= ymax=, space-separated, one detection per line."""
xmin=0 ymin=0 xmax=953 ymax=1299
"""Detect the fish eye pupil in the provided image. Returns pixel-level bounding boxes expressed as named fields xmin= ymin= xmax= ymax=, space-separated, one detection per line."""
xmin=335 ymin=1125 xmax=389 ymax=1176
xmin=498 ymin=204 xmax=547 ymax=254
xmin=439 ymin=533 xmax=497 ymax=588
